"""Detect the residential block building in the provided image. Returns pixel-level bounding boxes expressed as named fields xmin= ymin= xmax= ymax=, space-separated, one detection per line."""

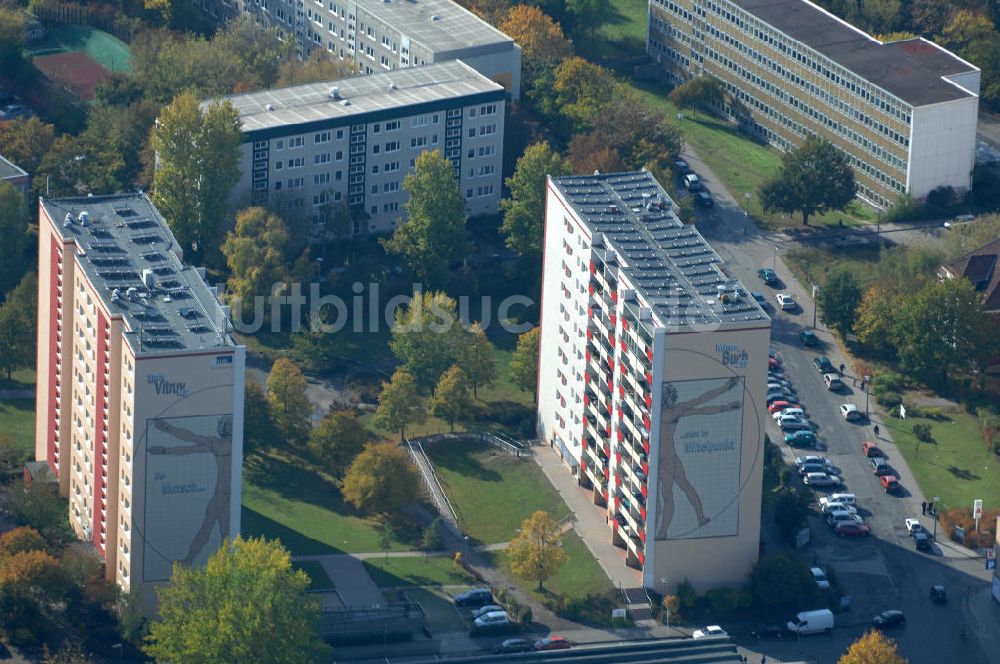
xmin=648 ymin=0 xmax=980 ymax=207
xmin=196 ymin=0 xmax=521 ymax=99
xmin=537 ymin=170 xmax=771 ymax=592
xmin=34 ymin=193 xmax=246 ymax=603
xmin=0 ymin=153 xmax=30 ymax=205
xmin=219 ymin=60 xmax=505 ymax=236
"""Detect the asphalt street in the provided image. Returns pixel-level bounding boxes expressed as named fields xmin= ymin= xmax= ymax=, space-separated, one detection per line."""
xmin=678 ymin=148 xmax=995 ymax=664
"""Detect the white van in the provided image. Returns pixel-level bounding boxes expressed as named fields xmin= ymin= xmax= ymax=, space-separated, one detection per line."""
xmin=821 ymin=493 xmax=857 ymax=508
xmin=787 ymin=609 xmax=834 ymax=635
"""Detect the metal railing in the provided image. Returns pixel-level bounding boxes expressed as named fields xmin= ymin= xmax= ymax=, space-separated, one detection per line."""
xmin=405 ymin=437 xmax=461 ymax=531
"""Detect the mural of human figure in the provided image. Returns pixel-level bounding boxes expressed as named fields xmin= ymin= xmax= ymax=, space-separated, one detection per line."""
xmin=656 ymin=377 xmax=741 ymax=539
xmin=149 ymin=415 xmax=233 ymax=566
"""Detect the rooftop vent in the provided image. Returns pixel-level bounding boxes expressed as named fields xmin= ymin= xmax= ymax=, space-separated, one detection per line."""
xmin=388 ymin=82 xmax=398 ymax=91
xmin=265 ymin=103 xmax=275 ymax=111
xmin=431 ymin=14 xmax=440 ymax=20
xmin=79 ymin=210 xmax=90 ymax=226
xmin=64 ymin=213 xmax=74 ymax=226
xmin=341 ymin=99 xmax=351 ymax=106
xmin=329 ymin=86 xmax=341 ymax=100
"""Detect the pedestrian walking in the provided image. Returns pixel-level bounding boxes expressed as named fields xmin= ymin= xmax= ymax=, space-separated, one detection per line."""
xmin=873 ymin=424 xmax=880 ymax=438
xmin=853 ymin=377 xmax=857 ymax=386
xmin=921 ymin=501 xmax=927 ymax=515
xmin=839 ymin=363 xmax=845 ymax=374
xmin=761 ymin=656 xmax=767 ymax=664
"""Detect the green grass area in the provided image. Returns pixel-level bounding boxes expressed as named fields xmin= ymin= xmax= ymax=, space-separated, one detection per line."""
xmin=784 ymin=244 xmax=882 ymax=290
xmin=363 ymin=554 xmax=477 ymax=588
xmin=293 ymin=560 xmax=336 ymax=591
xmin=885 ymin=411 xmax=1000 ymax=509
xmin=0 ymin=368 xmax=36 ymax=390
xmin=540 ymin=532 xmax=614 ymax=599
xmin=0 ymin=399 xmax=35 ymax=460
xmin=583 ymin=0 xmax=649 ymax=60
xmin=427 ymin=439 xmax=570 ymax=544
xmin=26 ymin=24 xmax=131 ymax=73
xmin=241 ymin=450 xmax=420 ymax=555
xmin=406 ymin=587 xmax=470 ymax=632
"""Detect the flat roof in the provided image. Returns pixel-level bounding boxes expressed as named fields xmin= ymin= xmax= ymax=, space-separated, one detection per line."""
xmin=0 ymin=154 xmax=27 ymax=181
xmin=551 ymin=171 xmax=769 ymax=330
xmin=730 ymin=0 xmax=978 ymax=106
xmin=214 ymin=60 xmax=504 ymax=136
xmin=41 ymin=194 xmax=238 ymax=356
xmin=353 ymin=0 xmax=513 ymax=53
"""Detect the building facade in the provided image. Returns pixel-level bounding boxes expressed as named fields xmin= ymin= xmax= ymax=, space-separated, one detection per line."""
xmin=220 ymin=61 xmax=505 ymax=236
xmin=648 ymin=0 xmax=980 ymax=207
xmin=537 ymin=171 xmax=770 ymax=592
xmin=195 ymin=0 xmax=521 ymax=99
xmin=0 ymin=154 xmax=30 ymax=206
xmin=34 ymin=194 xmax=246 ymax=603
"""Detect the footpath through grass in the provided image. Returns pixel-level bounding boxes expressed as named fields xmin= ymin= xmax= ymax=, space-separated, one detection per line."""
xmin=26 ymin=24 xmax=131 ymax=73
xmin=427 ymin=439 xmax=570 ymax=544
xmin=885 ymin=411 xmax=1000 ymax=509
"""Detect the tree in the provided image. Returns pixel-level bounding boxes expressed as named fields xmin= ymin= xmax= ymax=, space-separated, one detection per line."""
xmin=341 ymin=442 xmax=421 ymax=515
xmin=565 ymin=0 xmax=612 ymax=37
xmin=374 ymin=369 xmax=426 ymax=440
xmin=745 ymin=553 xmax=818 ymax=610
xmin=668 ymin=76 xmax=724 ymax=116
xmin=0 ymin=182 xmax=30 ymax=298
xmin=498 ymin=6 xmax=572 ymax=86
xmin=758 ymin=136 xmax=857 ymax=225
xmin=0 ymin=527 xmax=47 ymax=555
xmin=853 ymin=285 xmax=901 ymax=359
xmin=0 ymin=117 xmax=55 ymax=175
xmin=0 ymin=272 xmax=37 ymax=380
xmin=267 ymin=357 xmax=312 ymax=446
xmin=390 ymin=291 xmax=468 ymax=390
xmin=458 ymin=323 xmax=497 ymax=398
xmin=838 ymin=629 xmax=908 ymax=664
xmin=506 ymin=510 xmax=566 ymax=590
xmin=817 ymin=269 xmax=862 ymax=337
xmin=552 ymin=57 xmax=616 ymax=134
xmin=145 ymin=537 xmax=330 ymax=664
xmin=275 ymin=49 xmax=354 ymax=87
xmin=773 ymin=490 xmax=810 ymax=543
xmin=222 ymin=207 xmax=293 ymax=305
xmin=7 ymin=480 xmax=72 ymax=544
xmin=243 ymin=382 xmax=277 ymax=457
xmin=382 ymin=150 xmax=467 ymax=289
xmin=0 ymin=548 xmax=66 ymax=642
xmin=510 ymin=327 xmax=540 ymax=396
xmin=432 ymin=365 xmax=472 ymax=431
xmin=308 ymin=410 xmax=372 ymax=479
xmin=567 ymin=130 xmax=624 ymax=175
xmin=501 ymin=141 xmax=571 ymax=261
xmin=896 ymin=277 xmax=998 ymax=386
xmin=675 ymin=196 xmax=695 ymax=225
xmin=152 ymin=91 xmax=242 ymax=262
xmin=0 ymin=436 xmax=20 ymax=479
xmin=912 ymin=423 xmax=934 ymax=458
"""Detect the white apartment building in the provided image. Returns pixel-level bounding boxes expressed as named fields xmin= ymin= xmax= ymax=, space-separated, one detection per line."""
xmin=648 ymin=0 xmax=980 ymax=207
xmin=537 ymin=171 xmax=771 ymax=593
xmin=197 ymin=0 xmax=521 ymax=99
xmin=218 ymin=61 xmax=505 ymax=236
xmin=35 ymin=194 xmax=245 ymax=605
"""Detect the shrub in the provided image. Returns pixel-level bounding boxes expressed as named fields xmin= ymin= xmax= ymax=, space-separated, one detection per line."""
xmin=939 ymin=507 xmax=999 ymax=548
xmin=704 ymin=587 xmax=750 ymax=616
xmin=872 ymin=371 xmax=906 ymax=396
xmin=926 ymin=185 xmax=956 ymax=209
xmin=420 ymin=518 xmax=442 ymax=551
xmin=516 ymin=605 xmax=532 ymax=626
xmin=676 ymin=579 xmax=698 ymax=619
xmin=876 ymin=391 xmax=902 ymax=409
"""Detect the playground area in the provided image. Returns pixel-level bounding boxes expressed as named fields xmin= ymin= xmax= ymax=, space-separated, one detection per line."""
xmin=26 ymin=24 xmax=131 ymax=99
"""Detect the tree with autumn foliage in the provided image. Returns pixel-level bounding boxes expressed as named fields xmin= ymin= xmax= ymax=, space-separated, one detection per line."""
xmin=432 ymin=365 xmax=472 ymax=431
xmin=499 ymin=5 xmax=572 ymax=87
xmin=838 ymin=629 xmax=907 ymax=664
xmin=507 ymin=510 xmax=566 ymax=590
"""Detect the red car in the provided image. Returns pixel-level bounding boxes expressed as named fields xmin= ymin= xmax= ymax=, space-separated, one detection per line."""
xmin=534 ymin=636 xmax=572 ymax=651
xmin=769 ymin=400 xmax=800 ymax=414
xmin=862 ymin=441 xmax=885 ymax=458
xmin=835 ymin=521 xmax=871 ymax=537
xmin=881 ymin=475 xmax=901 ymax=494
xmin=768 ymin=357 xmax=781 ymax=370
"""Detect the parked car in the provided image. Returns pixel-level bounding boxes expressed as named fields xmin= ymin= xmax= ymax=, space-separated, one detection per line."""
xmin=880 ymin=475 xmax=901 ymax=493
xmin=869 ymin=457 xmax=893 ymax=476
xmin=930 ymin=585 xmax=947 ymax=603
xmin=796 ymin=455 xmax=830 ymax=467
xmin=804 ymin=472 xmax=841 ymax=487
xmin=758 ymin=268 xmax=779 ymax=285
xmin=494 ymin=638 xmax=534 ymax=654
xmin=751 ymin=623 xmax=786 ymax=639
xmin=913 ymin=531 xmax=932 ymax=551
xmin=692 ymin=625 xmax=728 ymax=639
xmin=455 ymin=588 xmax=493 ymax=607
xmin=799 ymin=329 xmax=818 ymax=346
xmin=822 ymin=502 xmax=857 ymax=516
xmin=768 ymin=356 xmax=781 ymax=370
xmin=751 ymin=291 xmax=767 ymax=306
xmin=823 ymin=373 xmax=843 ymax=390
xmin=473 ymin=611 xmax=512 ymax=630
xmin=813 ymin=356 xmax=835 ymax=373
xmin=862 ymin=441 xmax=885 ymax=458
xmin=820 ymin=493 xmax=857 ymax=508
xmin=769 ymin=401 xmax=800 ymax=415
xmin=684 ymin=173 xmax=703 ymax=191
xmin=673 ymin=158 xmax=691 ymax=174
xmin=787 ymin=609 xmax=834 ymax=635
xmin=534 ymin=636 xmax=573 ymax=650
xmin=827 ymin=511 xmax=863 ymax=527
xmin=840 ymin=404 xmax=861 ymax=421
xmin=810 ymin=567 xmax=830 ymax=590
xmin=781 ymin=418 xmax=813 ymax=433
xmin=873 ymin=609 xmax=906 ymax=628
xmin=694 ymin=191 xmax=714 ymax=207
xmin=472 ymin=604 xmax=504 ymax=619
xmin=768 ymin=381 xmax=796 ymax=395
xmin=768 ymin=392 xmax=796 ymax=406
xmin=776 ymin=293 xmax=796 ymax=311
xmin=785 ymin=431 xmax=817 ymax=447
xmin=835 ymin=521 xmax=871 ymax=537
xmin=904 ymin=518 xmax=924 ymax=535
xmin=799 ymin=462 xmax=831 ymax=476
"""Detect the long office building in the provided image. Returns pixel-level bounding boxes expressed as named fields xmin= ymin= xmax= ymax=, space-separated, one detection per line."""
xmin=537 ymin=171 xmax=771 ymax=592
xmin=220 ymin=60 xmax=505 ymax=236
xmin=35 ymin=193 xmax=246 ymax=604
xmin=197 ymin=0 xmax=521 ymax=99
xmin=647 ymin=0 xmax=980 ymax=207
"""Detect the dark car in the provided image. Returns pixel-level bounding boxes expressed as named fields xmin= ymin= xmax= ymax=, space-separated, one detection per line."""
xmin=751 ymin=291 xmax=767 ymax=306
xmin=673 ymin=158 xmax=691 ymax=175
xmin=494 ymin=638 xmax=534 ymax=654
xmin=752 ymin=623 xmax=786 ymax=640
xmin=454 ymin=588 xmax=493 ymax=607
xmin=535 ymin=636 xmax=572 ymax=651
xmin=757 ymin=268 xmax=779 ymax=285
xmin=873 ymin=610 xmax=906 ymax=628
xmin=913 ymin=531 xmax=932 ymax=551
xmin=813 ymin=356 xmax=835 ymax=373
xmin=799 ymin=329 xmax=818 ymax=346
xmin=835 ymin=521 xmax=871 ymax=537
xmin=930 ymin=585 xmax=947 ymax=604
xmin=694 ymin=191 xmax=714 ymax=207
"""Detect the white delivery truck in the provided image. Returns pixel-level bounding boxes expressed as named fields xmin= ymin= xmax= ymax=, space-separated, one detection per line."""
xmin=786 ymin=609 xmax=834 ymax=635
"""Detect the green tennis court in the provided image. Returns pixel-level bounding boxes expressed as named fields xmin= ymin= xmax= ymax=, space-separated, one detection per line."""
xmin=26 ymin=23 xmax=131 ymax=73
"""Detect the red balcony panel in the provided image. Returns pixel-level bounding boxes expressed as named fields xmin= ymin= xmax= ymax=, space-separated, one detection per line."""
xmin=618 ymin=385 xmax=624 ymax=397
xmin=647 ymin=349 xmax=654 ymax=361
xmin=643 ymin=415 xmax=651 ymax=429
xmin=639 ymin=529 xmax=646 ymax=543
xmin=587 ymin=306 xmax=593 ymax=317
xmin=645 ymin=371 xmax=653 ymax=384
xmin=646 ymin=394 xmax=653 ymax=408
xmin=589 ymin=261 xmax=595 ymax=273
xmin=602 ymin=488 xmax=608 ymax=500
xmin=615 ymin=452 xmax=622 ymax=465
xmin=607 ymin=401 xmax=613 ymax=414
xmin=603 ymin=467 xmax=609 ymax=479
xmin=641 ymin=485 xmax=648 ymax=498
xmin=588 ymin=284 xmax=595 ymax=294
xmin=620 ymin=340 xmax=627 ymax=352
xmin=583 ymin=394 xmax=590 ymax=405
xmin=638 ymin=552 xmax=646 ymax=566
xmin=611 ymin=291 xmax=618 ymax=304
xmin=614 ymin=496 xmax=620 ymax=509
xmin=640 ymin=506 xmax=647 ymax=520
xmin=616 ymin=430 xmax=623 ymax=442
xmin=643 ymin=441 xmax=650 ymax=454
xmin=605 ymin=424 xmax=612 ymax=436
xmin=622 ymin=319 xmax=629 ymax=330
xmin=642 ymin=462 xmax=649 ymax=476
xmin=586 ymin=329 xmax=593 ymax=340
xmin=584 ymin=373 xmax=591 ymax=384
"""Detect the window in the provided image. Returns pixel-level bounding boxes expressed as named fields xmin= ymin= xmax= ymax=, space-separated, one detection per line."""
xmin=467 ymin=148 xmax=475 ymax=159
xmin=288 ymin=157 xmax=304 ymax=169
xmin=479 ymin=124 xmax=497 ymax=136
xmin=384 ymin=160 xmax=399 ymax=172
xmin=336 ymin=129 xmax=344 ymax=139
xmin=410 ymin=136 xmax=427 ymax=148
xmin=385 ymin=140 xmax=400 ymax=152
xmin=371 ymin=164 xmax=379 ymax=174
xmin=314 ymin=153 xmax=331 ymax=165
xmin=335 ymin=170 xmax=342 ymax=181
xmin=371 ymin=184 xmax=378 ymax=194
xmin=383 ymin=181 xmax=399 ymax=193
xmin=477 ymin=185 xmax=494 ymax=197
xmin=479 ymin=103 xmax=497 ymax=116
xmin=315 ymin=131 xmax=332 ymax=143
xmin=275 ymin=139 xmax=284 ymax=150
xmin=287 ymin=177 xmax=305 ymax=189
xmin=466 ymin=188 xmax=474 ymax=199
xmin=289 ymin=136 xmax=305 ymax=148
xmin=478 ymin=165 xmax=495 ymax=177
xmin=384 ymin=120 xmax=400 ymax=131
xmin=336 ymin=150 xmax=344 ymax=161
xmin=431 ymin=134 xmax=438 ymax=145
xmin=275 ymin=161 xmax=283 ymax=171
xmin=478 ymin=145 xmax=496 ymax=157
xmin=411 ymin=115 xmax=428 ymax=128
xmin=468 ymin=128 xmax=475 ymax=138
xmin=383 ymin=201 xmax=399 ymax=212
xmin=314 ymin=172 xmax=331 ymax=184
xmin=373 ymin=123 xmax=381 ymax=133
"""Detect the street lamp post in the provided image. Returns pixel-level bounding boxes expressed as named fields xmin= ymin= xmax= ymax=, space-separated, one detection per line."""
xmin=932 ymin=496 xmax=941 ymax=541
xmin=742 ymin=192 xmax=751 ymax=234
xmin=811 ymin=285 xmax=819 ymax=329
xmin=863 ymin=375 xmax=871 ymax=415
xmin=773 ymin=244 xmax=778 ymax=269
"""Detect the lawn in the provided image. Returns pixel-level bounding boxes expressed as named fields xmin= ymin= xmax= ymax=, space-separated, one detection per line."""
xmin=582 ymin=0 xmax=649 ymax=60
xmin=885 ymin=411 xmax=1000 ymax=509
xmin=0 ymin=367 xmax=35 ymax=390
xmin=25 ymin=24 xmax=131 ymax=73
xmin=427 ymin=439 xmax=570 ymax=544
xmin=293 ymin=560 xmax=336 ymax=591
xmin=405 ymin=587 xmax=470 ymax=632
xmin=784 ymin=244 xmax=882 ymax=290
xmin=0 ymin=399 xmax=35 ymax=460
xmin=241 ymin=450 xmax=421 ymax=555
xmin=363 ymin=554 xmax=476 ymax=588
